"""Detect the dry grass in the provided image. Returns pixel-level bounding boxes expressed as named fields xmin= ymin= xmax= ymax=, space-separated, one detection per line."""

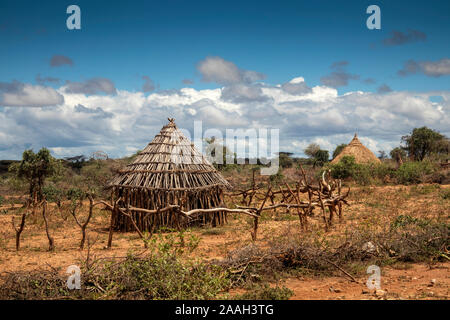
xmin=0 ymin=183 xmax=448 ymax=299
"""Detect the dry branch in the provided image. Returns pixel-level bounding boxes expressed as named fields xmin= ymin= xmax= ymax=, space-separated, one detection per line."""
xmin=70 ymin=195 xmax=95 ymax=249
xmin=42 ymin=201 xmax=54 ymax=251
xmin=11 ymin=213 xmax=27 ymax=251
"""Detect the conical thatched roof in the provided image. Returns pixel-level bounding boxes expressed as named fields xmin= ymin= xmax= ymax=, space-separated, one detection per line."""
xmin=331 ymin=134 xmax=381 ymax=164
xmin=109 ymin=118 xmax=231 ymax=191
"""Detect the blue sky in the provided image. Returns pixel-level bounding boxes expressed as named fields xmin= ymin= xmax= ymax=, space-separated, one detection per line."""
xmin=0 ymin=0 xmax=449 ymax=159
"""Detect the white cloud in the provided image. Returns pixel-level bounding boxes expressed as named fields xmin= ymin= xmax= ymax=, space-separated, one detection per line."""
xmin=64 ymin=78 xmax=117 ymax=95
xmin=289 ymin=77 xmax=305 ymax=84
xmin=1 ymin=83 xmax=64 ymax=107
xmin=0 ymin=77 xmax=449 ymax=159
xmin=398 ymin=58 xmax=450 ymax=77
xmin=197 ymin=56 xmax=266 ymax=84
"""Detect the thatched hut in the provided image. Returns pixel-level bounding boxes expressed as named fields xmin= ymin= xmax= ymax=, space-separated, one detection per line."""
xmin=331 ymin=134 xmax=381 ymax=164
xmin=108 ymin=118 xmax=231 ymax=232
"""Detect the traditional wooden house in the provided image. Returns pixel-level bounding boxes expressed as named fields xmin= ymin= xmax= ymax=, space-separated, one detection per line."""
xmin=331 ymin=134 xmax=381 ymax=164
xmin=108 ymin=118 xmax=231 ymax=231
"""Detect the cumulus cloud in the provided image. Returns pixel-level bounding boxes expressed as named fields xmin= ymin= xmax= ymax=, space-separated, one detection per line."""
xmin=320 ymin=61 xmax=360 ymax=88
xmin=383 ymin=30 xmax=426 ymax=46
xmin=0 ymin=77 xmax=448 ymax=160
xmin=142 ymin=76 xmax=155 ymax=93
xmin=398 ymin=58 xmax=450 ymax=77
xmin=197 ymin=56 xmax=266 ymax=84
xmin=281 ymin=77 xmax=312 ymax=95
xmin=50 ymin=55 xmax=73 ymax=67
xmin=74 ymin=104 xmax=113 ymax=118
xmin=221 ymin=84 xmax=270 ymax=103
xmin=0 ymin=81 xmax=64 ymax=107
xmin=64 ymin=78 xmax=117 ymax=95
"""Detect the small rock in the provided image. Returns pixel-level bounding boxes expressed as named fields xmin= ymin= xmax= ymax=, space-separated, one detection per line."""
xmin=362 ymin=241 xmax=376 ymax=253
xmin=375 ymin=289 xmax=386 ymax=297
xmin=329 ymin=286 xmax=341 ymax=293
xmin=361 ymin=289 xmax=369 ymax=294
xmin=428 ymin=279 xmax=436 ymax=287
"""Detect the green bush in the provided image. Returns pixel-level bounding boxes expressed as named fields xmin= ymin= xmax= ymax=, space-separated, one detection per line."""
xmin=66 ymin=187 xmax=86 ymax=201
xmin=279 ymin=152 xmax=294 ymax=168
xmin=92 ymin=252 xmax=228 ymax=299
xmin=328 ymin=156 xmax=358 ymax=180
xmin=440 ymin=189 xmax=450 ymax=200
xmin=352 ymin=164 xmax=373 ymax=185
xmin=326 ymin=156 xmax=375 ymax=185
xmin=387 ymin=216 xmax=449 ymax=262
xmin=390 ymin=215 xmax=430 ymax=229
xmin=395 ymin=161 xmax=435 ymax=185
xmin=5 ymin=176 xmax=27 ymax=193
xmin=0 ymin=233 xmax=230 ymax=300
xmin=42 ymin=185 xmax=64 ymax=204
xmin=80 ymin=160 xmax=114 ymax=196
xmin=327 ymin=156 xmax=439 ymax=186
xmin=372 ymin=162 xmax=396 ymax=180
xmin=234 ymin=284 xmax=293 ymax=300
xmin=269 ymin=170 xmax=284 ymax=185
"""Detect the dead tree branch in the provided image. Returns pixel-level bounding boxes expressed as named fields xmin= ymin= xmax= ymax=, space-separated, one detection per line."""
xmin=70 ymin=194 xmax=95 ymax=249
xmin=42 ymin=201 xmax=54 ymax=251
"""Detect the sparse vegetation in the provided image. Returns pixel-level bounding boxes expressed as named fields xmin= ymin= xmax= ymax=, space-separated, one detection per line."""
xmin=304 ymin=143 xmax=329 ymax=167
xmin=401 ymin=127 xmax=448 ymax=161
xmin=395 ymin=161 xmax=436 ymax=185
xmin=8 ymin=148 xmax=61 ymax=201
xmin=0 ymin=125 xmax=448 ymax=300
xmin=0 ymin=237 xmax=230 ymax=299
xmin=234 ymin=284 xmax=293 ymax=300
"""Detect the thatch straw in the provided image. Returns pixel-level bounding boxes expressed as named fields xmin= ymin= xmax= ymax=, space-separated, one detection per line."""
xmin=107 ymin=118 xmax=232 ymax=231
xmin=109 ymin=118 xmax=231 ymax=190
xmin=331 ymin=134 xmax=381 ymax=164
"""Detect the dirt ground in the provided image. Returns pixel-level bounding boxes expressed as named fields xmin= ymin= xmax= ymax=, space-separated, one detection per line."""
xmin=284 ymin=263 xmax=449 ymax=300
xmin=0 ymin=184 xmax=448 ymax=300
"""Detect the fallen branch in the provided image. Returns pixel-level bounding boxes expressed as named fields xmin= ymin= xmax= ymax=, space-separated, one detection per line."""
xmin=322 ymin=258 xmax=359 ymax=283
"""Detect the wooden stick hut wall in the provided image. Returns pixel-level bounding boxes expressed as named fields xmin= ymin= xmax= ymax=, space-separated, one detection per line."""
xmin=107 ymin=118 xmax=232 ymax=232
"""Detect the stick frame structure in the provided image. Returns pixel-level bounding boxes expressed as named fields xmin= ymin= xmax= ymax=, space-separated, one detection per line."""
xmin=107 ymin=118 xmax=232 ymax=231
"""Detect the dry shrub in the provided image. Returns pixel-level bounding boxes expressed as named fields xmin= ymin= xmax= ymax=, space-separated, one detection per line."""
xmin=0 ymin=234 xmax=230 ymax=300
xmin=234 ymin=284 xmax=293 ymax=300
xmin=215 ymin=217 xmax=449 ymax=285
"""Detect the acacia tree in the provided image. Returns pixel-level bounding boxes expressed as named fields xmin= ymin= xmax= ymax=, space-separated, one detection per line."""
xmin=378 ymin=150 xmax=387 ymax=160
xmin=304 ymin=143 xmax=329 ymax=167
xmin=390 ymin=147 xmax=406 ymax=166
xmin=278 ymin=152 xmax=294 ymax=168
xmin=9 ymin=148 xmax=60 ymax=201
xmin=304 ymin=143 xmax=320 ymax=158
xmin=401 ymin=127 xmax=447 ymax=161
xmin=204 ymin=137 xmax=235 ymax=169
xmin=313 ymin=150 xmax=330 ymax=167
